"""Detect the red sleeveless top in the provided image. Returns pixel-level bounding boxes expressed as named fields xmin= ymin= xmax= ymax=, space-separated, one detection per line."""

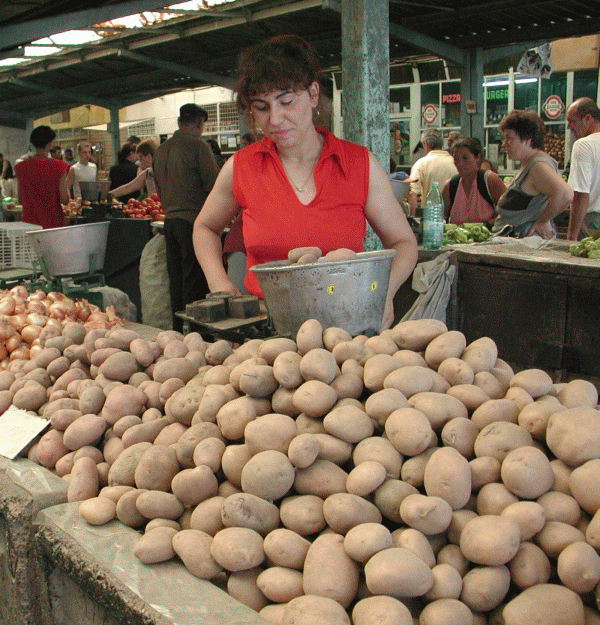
xmin=232 ymin=128 xmax=369 ymax=297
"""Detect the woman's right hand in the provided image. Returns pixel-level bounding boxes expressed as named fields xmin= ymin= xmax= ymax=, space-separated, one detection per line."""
xmin=209 ymin=278 xmax=241 ymax=296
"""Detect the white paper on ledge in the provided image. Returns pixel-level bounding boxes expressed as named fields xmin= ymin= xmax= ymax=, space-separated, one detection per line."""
xmin=0 ymin=406 xmax=49 ymax=460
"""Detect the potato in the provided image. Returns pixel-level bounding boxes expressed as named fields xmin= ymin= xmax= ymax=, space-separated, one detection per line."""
xmin=324 ymin=247 xmax=356 ymax=261
xmin=346 ymin=461 xmax=387 ymax=496
xmin=221 ymin=443 xmax=252 ymax=488
xmin=461 ymin=338 xmax=498 ymax=374
xmin=189 ymin=496 xmax=225 ymax=536
xmin=373 ymin=479 xmax=418 ymax=524
xmin=352 ymin=595 xmax=413 ymax=625
xmin=171 ymin=466 xmax=218 ymax=506
xmin=362 ymin=354 xmax=402 ymax=392
xmin=446 ymin=384 xmax=490 ymax=411
xmin=282 ymin=595 xmax=351 ymax=625
xmin=133 ymin=526 xmax=177 ymax=564
xmin=241 ymin=450 xmax=295 ymax=501
xmin=322 ymin=404 xmax=373 ymax=443
xmin=295 ymin=318 xmax=324 ymax=354
xmin=424 ymin=564 xmax=463 ymax=601
xmin=164 ymin=385 xmax=204 ymax=426
xmin=78 ymin=496 xmax=117 ymax=526
xmin=172 ymin=529 xmax=223 ymax=579
xmin=390 ymin=318 xmax=448 ymax=351
xmin=302 ymin=533 xmax=359 ymax=608
xmin=546 ymin=407 xmax=600 ymax=467
xmin=510 ymin=368 xmax=554 ymax=398
xmin=409 ymin=391 xmax=468 ymax=430
xmin=152 ymin=358 xmax=197 ymax=384
xmin=288 ymin=246 xmax=322 ymax=263
xmin=134 ymin=445 xmax=180 ymax=492
xmin=98 ymin=351 xmax=139 ymax=382
xmin=460 ymin=515 xmax=521 ymax=565
xmin=221 ymin=492 xmax=279 ymax=536
xmin=62 ymin=414 xmax=107 ymax=450
xmin=424 ymin=331 xmax=467 ymax=368
xmin=437 ymin=357 xmax=474 ymax=386
xmin=473 ymin=422 xmax=533 ymax=461
xmin=419 ymin=598 xmax=473 ymax=625
xmin=239 ymin=364 xmax=279 ymax=398
xmin=107 ymin=441 xmax=152 ymax=486
xmin=256 ymin=566 xmax=303 ymax=604
xmin=436 ymin=544 xmax=469 ymax=577
xmin=364 ymin=387 xmax=408 ymax=428
xmin=279 ymin=495 xmax=325 ymax=536
xmin=286 ymin=433 xmax=320 ymax=469
xmin=263 ymin=528 xmax=310 ymax=570
xmin=517 ymin=401 xmax=561 ymax=440
xmin=392 ymin=527 xmax=435 ymax=568
xmin=401 ymin=447 xmax=438 ymax=488
xmin=500 ymin=446 xmax=554 ymax=500
xmin=322 ymin=492 xmax=382 ymax=534
xmin=400 ymin=493 xmax=453 ymax=535
xmin=476 ymin=483 xmax=519 ymax=516
xmin=557 ymin=379 xmax=598 ymax=409
xmin=385 ymin=407 xmax=433 ymax=457
xmin=67 ymin=456 xmax=99 ymax=502
xmin=502 ymin=584 xmax=585 ymax=625
xmin=271 ymin=386 xmax=301 ymax=417
xmin=383 ymin=365 xmax=435 ymax=398
xmin=343 ymin=522 xmax=393 ymax=564
xmin=323 ymin=326 xmax=352 ymax=351
xmin=298 ymin=348 xmax=339 ymax=385
xmin=441 ymin=417 xmax=479 ymax=458
xmin=352 ymin=437 xmax=403 ymax=479
xmin=471 ymin=399 xmax=519 ymax=429
xmin=364 ymin=546 xmax=434 ymax=598
xmin=227 ymin=568 xmax=268 ymax=612
xmin=258 ymin=337 xmax=297 ymax=365
xmin=135 ymin=490 xmax=184 ymax=520
xmin=536 ymin=520 xmax=585 ymax=558
xmin=536 ymin=491 xmax=581 ymax=526
xmin=272 ymin=351 xmax=303 ymax=389
xmin=216 ymin=396 xmax=257 ymax=441
xmin=426 ymin=443 xmax=470 ymax=500
xmin=292 ymin=380 xmax=338 ymax=417
xmin=509 ymin=541 xmax=551 ymax=589
xmin=460 ymin=565 xmax=510 ymax=613
xmin=242 ymin=413 xmax=297 ymax=456
xmin=192 ymin=437 xmax=226 ymax=472
xmin=556 ymin=541 xmax=600 ymax=593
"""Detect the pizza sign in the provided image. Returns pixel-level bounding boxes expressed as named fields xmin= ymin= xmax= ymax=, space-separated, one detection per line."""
xmin=543 ymin=95 xmax=564 ymax=119
xmin=423 ymin=104 xmax=438 ymax=124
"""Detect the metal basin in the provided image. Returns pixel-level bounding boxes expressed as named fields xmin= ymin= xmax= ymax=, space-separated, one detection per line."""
xmin=79 ymin=180 xmax=111 ymax=202
xmin=27 ymin=221 xmax=110 ymax=276
xmin=250 ymin=249 xmax=397 ymax=338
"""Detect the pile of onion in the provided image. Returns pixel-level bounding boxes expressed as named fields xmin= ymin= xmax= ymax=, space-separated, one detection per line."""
xmin=0 ymin=285 xmax=123 ymax=371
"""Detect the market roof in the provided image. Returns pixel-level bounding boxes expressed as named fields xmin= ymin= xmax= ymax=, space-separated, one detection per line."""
xmin=1 ymin=0 xmax=599 ymax=129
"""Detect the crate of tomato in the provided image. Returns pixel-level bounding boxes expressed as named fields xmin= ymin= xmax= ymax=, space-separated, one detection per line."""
xmin=121 ymin=194 xmax=164 ymax=220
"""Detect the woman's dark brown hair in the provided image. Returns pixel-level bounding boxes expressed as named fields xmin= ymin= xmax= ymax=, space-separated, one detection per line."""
xmin=452 ymin=137 xmax=483 ymax=159
xmin=136 ymin=139 xmax=158 ymax=157
xmin=235 ymin=34 xmax=323 ymax=112
xmin=499 ymin=109 xmax=546 ymax=149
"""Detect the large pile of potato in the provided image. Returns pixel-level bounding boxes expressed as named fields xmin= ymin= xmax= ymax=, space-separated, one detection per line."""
xmin=2 ymin=309 xmax=600 ymax=625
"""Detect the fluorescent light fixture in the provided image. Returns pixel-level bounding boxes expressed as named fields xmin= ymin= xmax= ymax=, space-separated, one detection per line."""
xmin=484 ymin=77 xmax=538 ymax=87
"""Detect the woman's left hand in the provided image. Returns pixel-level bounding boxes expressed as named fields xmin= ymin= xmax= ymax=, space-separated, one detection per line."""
xmin=527 ymin=220 xmax=554 ymax=239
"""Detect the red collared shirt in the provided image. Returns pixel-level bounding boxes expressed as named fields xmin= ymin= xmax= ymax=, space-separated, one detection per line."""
xmin=232 ymin=128 xmax=369 ymax=297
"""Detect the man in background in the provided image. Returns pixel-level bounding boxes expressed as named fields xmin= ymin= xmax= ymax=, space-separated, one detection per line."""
xmin=407 ymin=128 xmax=458 ymax=215
xmin=566 ymin=97 xmax=600 ymax=240
xmin=63 ymin=147 xmax=75 ymax=166
xmin=153 ymin=103 xmax=219 ymax=331
xmin=50 ymin=146 xmax=63 ymax=160
xmin=66 ymin=141 xmax=97 ymax=198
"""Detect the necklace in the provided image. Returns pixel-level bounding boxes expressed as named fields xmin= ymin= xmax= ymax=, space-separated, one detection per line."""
xmin=291 ymin=169 xmax=314 ymax=192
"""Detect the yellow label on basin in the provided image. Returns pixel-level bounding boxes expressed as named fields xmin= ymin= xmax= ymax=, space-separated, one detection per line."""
xmin=327 ymin=284 xmax=335 ymax=295
xmin=370 ymin=281 xmax=378 ymax=291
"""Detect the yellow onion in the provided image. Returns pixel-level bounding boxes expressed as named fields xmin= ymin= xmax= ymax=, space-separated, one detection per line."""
xmin=9 ymin=345 xmax=30 ymax=361
xmin=26 ymin=312 xmax=46 ymax=327
xmin=0 ymin=319 xmax=16 ymax=341
xmin=5 ymin=334 xmax=22 ymax=352
xmin=0 ymin=297 xmax=16 ymax=315
xmin=21 ymin=324 xmax=43 ymax=344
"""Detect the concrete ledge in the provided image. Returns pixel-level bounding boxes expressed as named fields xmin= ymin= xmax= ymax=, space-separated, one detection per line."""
xmin=0 ymin=457 xmax=68 ymax=625
xmin=37 ymin=503 xmax=269 ymax=625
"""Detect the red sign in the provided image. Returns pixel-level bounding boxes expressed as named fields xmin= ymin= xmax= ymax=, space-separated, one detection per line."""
xmin=442 ymin=93 xmax=461 ymax=104
xmin=423 ymin=104 xmax=438 ymax=124
xmin=543 ymin=95 xmax=564 ymax=119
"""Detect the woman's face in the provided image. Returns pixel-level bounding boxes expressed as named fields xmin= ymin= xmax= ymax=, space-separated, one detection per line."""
xmin=138 ymin=152 xmax=152 ymax=169
xmin=502 ymin=128 xmax=531 ymax=161
xmin=249 ymin=82 xmax=319 ymax=148
xmin=453 ymin=147 xmax=480 ymax=177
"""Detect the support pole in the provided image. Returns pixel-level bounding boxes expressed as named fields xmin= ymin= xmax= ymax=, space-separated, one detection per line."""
xmin=460 ymin=48 xmax=484 ymax=141
xmin=107 ymin=107 xmax=120 ymax=172
xmin=341 ymin=0 xmax=389 ymax=250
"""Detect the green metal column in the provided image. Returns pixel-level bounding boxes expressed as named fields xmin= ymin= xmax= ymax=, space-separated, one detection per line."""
xmin=107 ymin=107 xmax=120 ymax=167
xmin=341 ymin=0 xmax=389 ymax=250
xmin=460 ymin=48 xmax=484 ymax=142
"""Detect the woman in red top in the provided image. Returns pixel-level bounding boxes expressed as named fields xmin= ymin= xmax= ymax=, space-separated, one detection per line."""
xmin=193 ymin=35 xmax=417 ymax=331
xmin=15 ymin=125 xmax=69 ymax=229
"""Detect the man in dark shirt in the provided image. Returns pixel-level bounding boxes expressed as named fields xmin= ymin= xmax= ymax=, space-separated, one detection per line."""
xmin=153 ymin=103 xmax=219 ymax=331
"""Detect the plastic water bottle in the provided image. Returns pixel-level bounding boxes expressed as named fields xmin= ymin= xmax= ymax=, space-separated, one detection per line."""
xmin=422 ymin=181 xmax=444 ymax=249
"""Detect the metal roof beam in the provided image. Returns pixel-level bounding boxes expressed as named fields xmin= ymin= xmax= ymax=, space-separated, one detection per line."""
xmin=8 ymin=77 xmax=116 ymax=110
xmin=0 ymin=1 xmax=175 ymax=51
xmin=388 ymin=23 xmax=466 ymax=66
xmin=117 ymin=48 xmax=234 ymax=90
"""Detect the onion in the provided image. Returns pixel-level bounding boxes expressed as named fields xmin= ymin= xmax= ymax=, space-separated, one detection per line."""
xmin=77 ymin=304 xmax=92 ymax=321
xmin=28 ymin=290 xmax=46 ymax=302
xmin=9 ymin=285 xmax=28 ymax=299
xmin=0 ymin=343 xmax=7 ymax=360
xmin=29 ymin=344 xmax=42 ymax=358
xmin=0 ymin=319 xmax=16 ymax=341
xmin=44 ymin=317 xmax=62 ymax=329
xmin=0 ymin=297 xmax=16 ymax=315
xmin=21 ymin=324 xmax=43 ymax=344
xmin=7 ymin=314 xmax=27 ymax=331
xmin=5 ymin=334 xmax=22 ymax=352
xmin=9 ymin=346 xmax=30 ymax=361
xmin=26 ymin=300 xmax=46 ymax=315
xmin=25 ymin=312 xmax=46 ymax=327
xmin=48 ymin=302 xmax=67 ymax=320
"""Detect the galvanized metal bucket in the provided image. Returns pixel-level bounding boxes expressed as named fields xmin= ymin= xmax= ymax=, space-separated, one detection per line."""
xmin=250 ymin=249 xmax=397 ymax=338
xmin=27 ymin=221 xmax=110 ymax=277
